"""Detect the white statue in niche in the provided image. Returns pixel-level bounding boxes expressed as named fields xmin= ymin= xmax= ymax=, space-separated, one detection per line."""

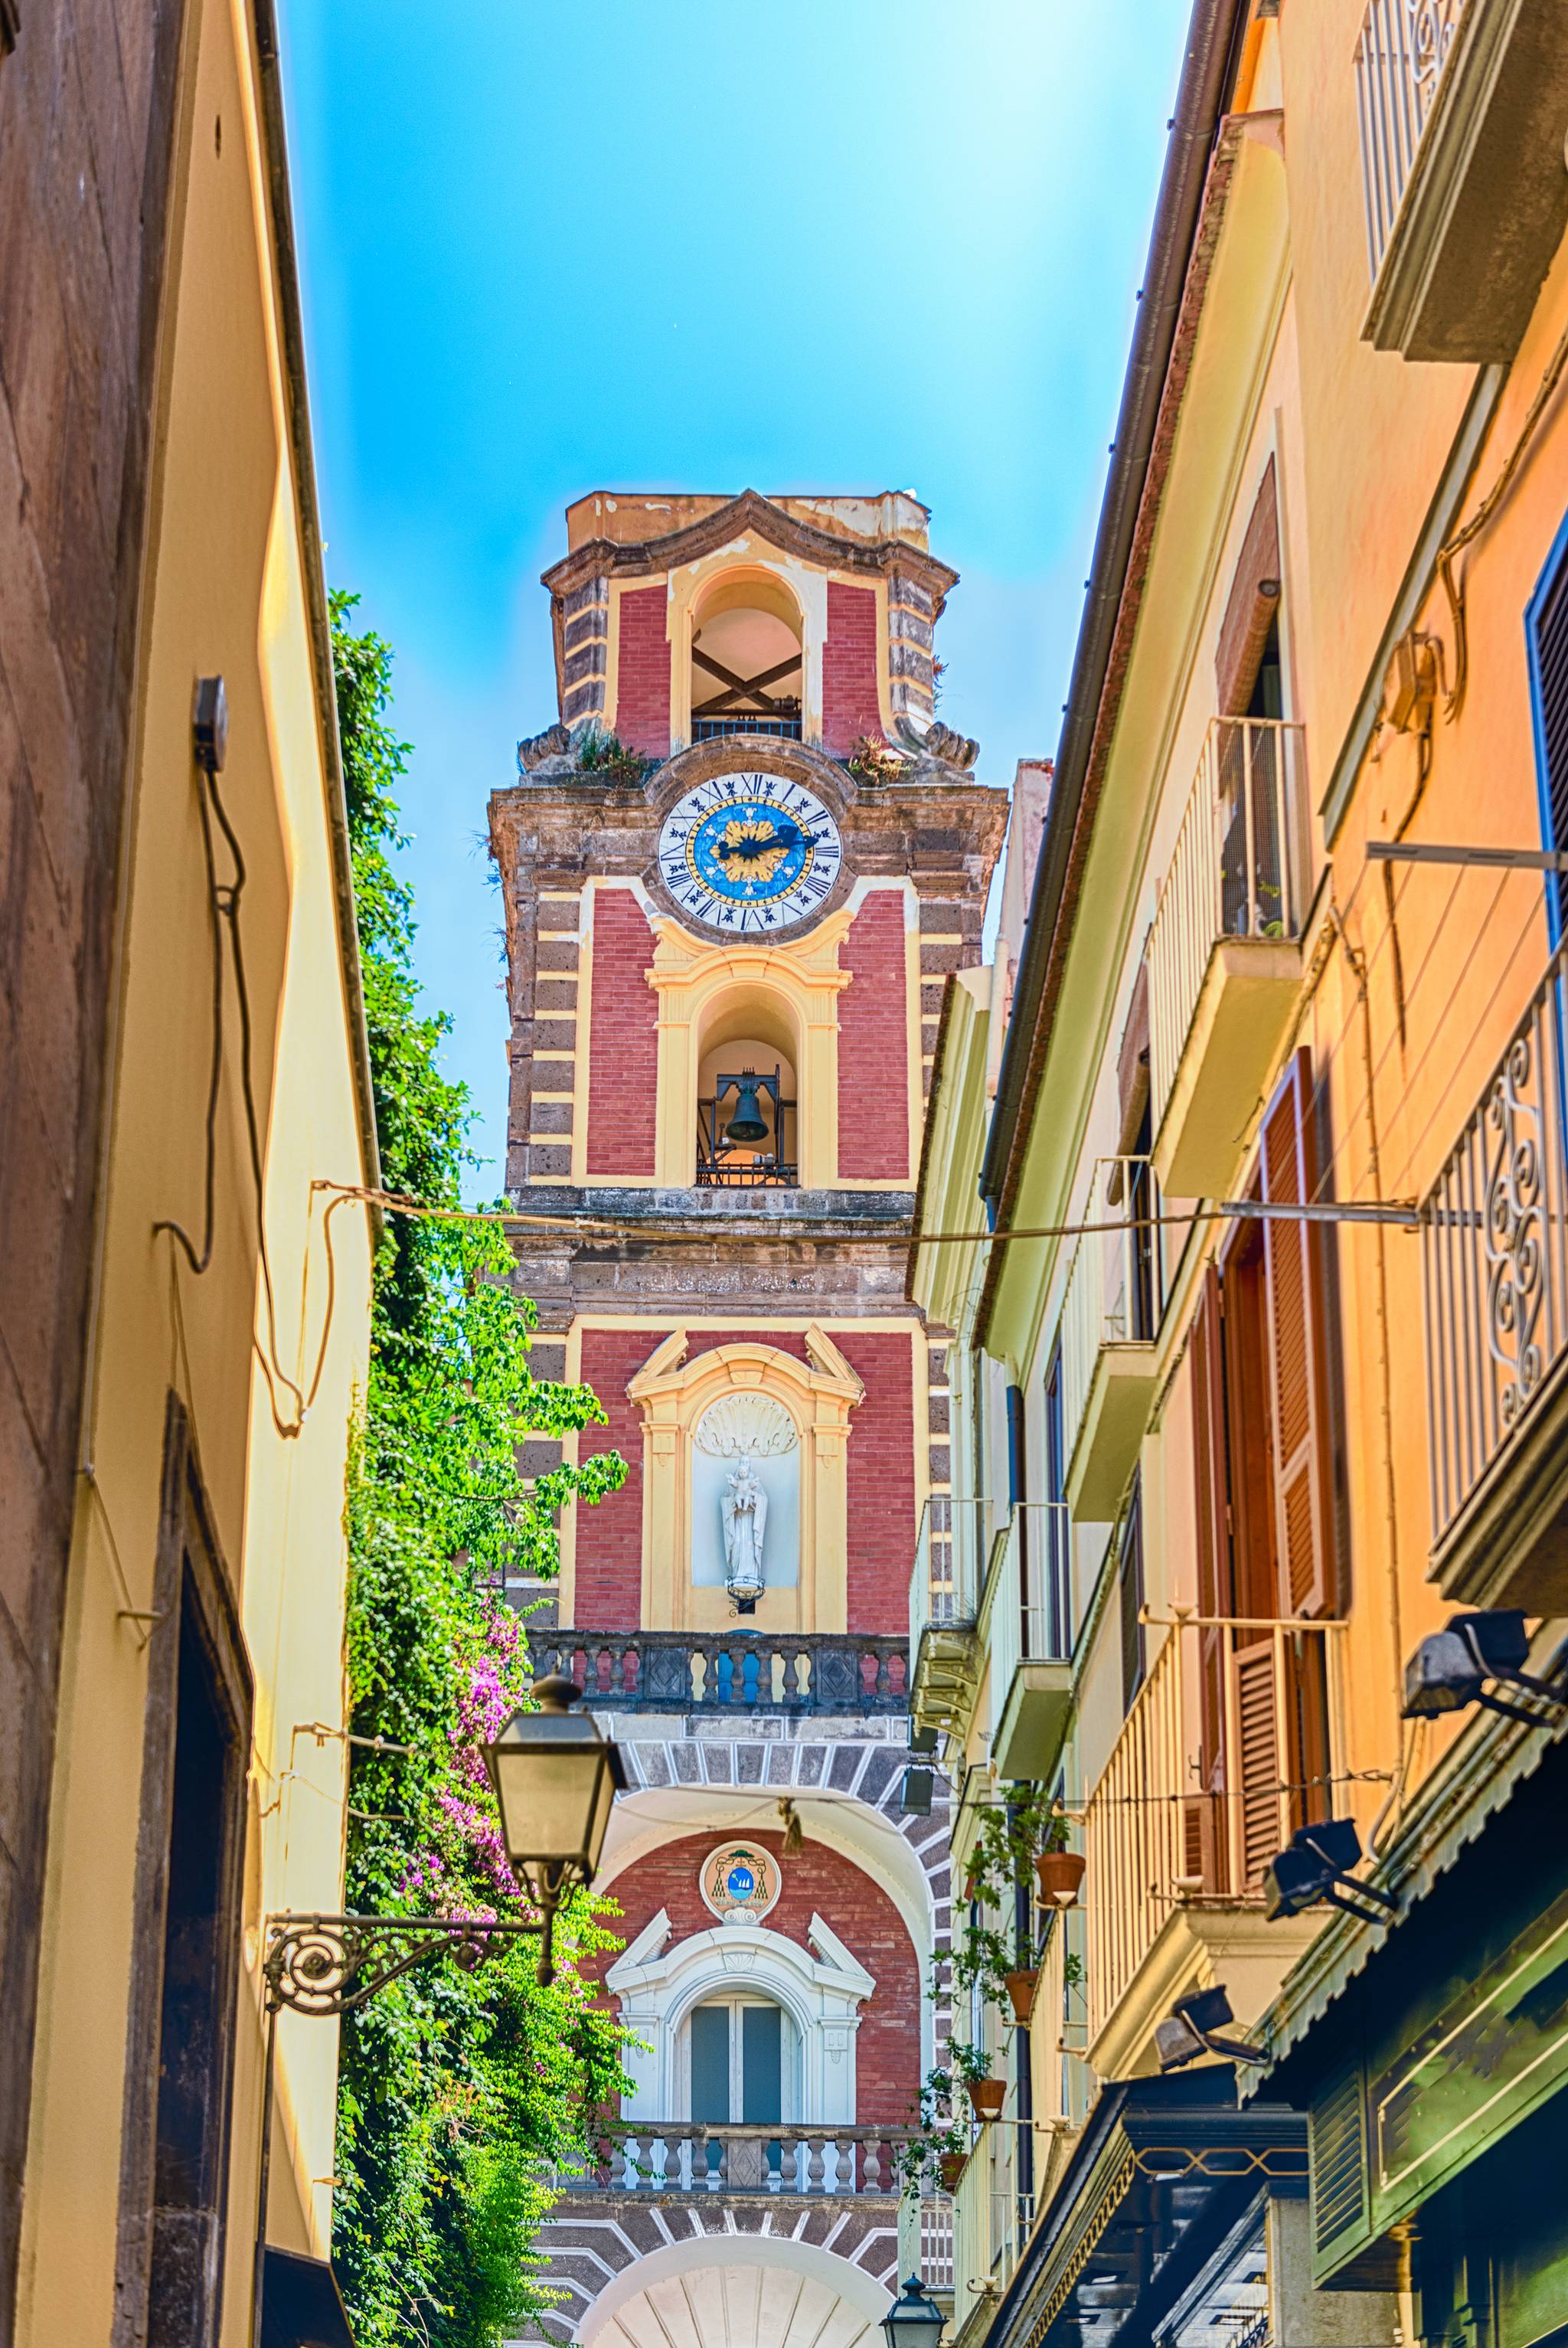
xmin=692 ymin=1393 xmax=800 ymax=1610
xmin=722 ymin=1456 xmax=769 ymax=1605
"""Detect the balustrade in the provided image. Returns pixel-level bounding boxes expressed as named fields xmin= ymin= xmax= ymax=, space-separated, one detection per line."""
xmin=1423 ymin=939 xmax=1568 ymax=1568
xmin=1148 ymin=718 xmax=1309 ymax=1149
xmin=534 ymin=1630 xmax=908 ymax=1714
xmin=572 ymin=2125 xmax=919 ymax=2196
xmin=1081 ymin=1613 xmax=1345 ymax=2048
xmin=1354 ymin=0 xmax=1468 ymax=279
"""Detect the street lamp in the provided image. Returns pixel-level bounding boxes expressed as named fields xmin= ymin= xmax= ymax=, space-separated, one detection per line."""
xmin=256 ymin=1677 xmax=625 ymax=2346
xmin=482 ymin=1673 xmax=627 ymax=1983
xmin=882 ymin=2276 xmax=946 ymax=2348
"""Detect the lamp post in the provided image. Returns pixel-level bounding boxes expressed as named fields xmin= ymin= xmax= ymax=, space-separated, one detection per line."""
xmin=881 ymin=2275 xmax=946 ymax=2348
xmin=254 ymin=1676 xmax=622 ymax=2344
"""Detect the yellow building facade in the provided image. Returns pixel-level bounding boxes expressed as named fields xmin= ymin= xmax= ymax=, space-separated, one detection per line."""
xmin=913 ymin=3 xmax=1568 ymax=2345
xmin=9 ymin=4 xmax=377 ymax=2343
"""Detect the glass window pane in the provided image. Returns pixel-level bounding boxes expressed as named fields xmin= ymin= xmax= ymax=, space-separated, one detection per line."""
xmin=690 ymin=2005 xmax=730 ymax=2124
xmin=741 ymin=2003 xmax=782 ymax=2125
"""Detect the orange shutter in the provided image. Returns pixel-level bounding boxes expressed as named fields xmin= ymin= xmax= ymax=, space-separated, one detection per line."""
xmin=1233 ymin=1642 xmax=1282 ymax=1888
xmin=1259 ymin=1048 xmax=1338 ymax=1619
xmin=1188 ymin=1270 xmax=1230 ymax=1890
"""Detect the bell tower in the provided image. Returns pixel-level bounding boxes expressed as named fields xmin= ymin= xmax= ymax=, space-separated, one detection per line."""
xmin=488 ymin=489 xmax=1004 ymax=2348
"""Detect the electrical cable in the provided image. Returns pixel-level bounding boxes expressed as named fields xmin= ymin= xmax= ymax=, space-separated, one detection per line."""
xmin=200 ymin=764 xmax=308 ymax=1432
xmin=153 ymin=757 xmax=227 ymax=1276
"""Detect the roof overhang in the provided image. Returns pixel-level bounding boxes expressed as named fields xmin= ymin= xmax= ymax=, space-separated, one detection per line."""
xmin=987 ymin=2069 xmax=1305 ymax=2348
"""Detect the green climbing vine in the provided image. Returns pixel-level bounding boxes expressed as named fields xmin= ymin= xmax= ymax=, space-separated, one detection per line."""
xmin=329 ymin=594 xmax=631 ymax=2348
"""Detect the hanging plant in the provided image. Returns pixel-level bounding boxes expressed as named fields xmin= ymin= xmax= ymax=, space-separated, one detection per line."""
xmin=899 ymin=2066 xmax=969 ymax=2200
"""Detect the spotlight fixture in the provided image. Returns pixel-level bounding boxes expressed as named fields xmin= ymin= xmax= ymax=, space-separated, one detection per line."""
xmin=900 ymin=1767 xmax=935 ymax=1817
xmin=1154 ymin=1984 xmax=1267 ymax=2072
xmin=1402 ymin=1611 xmax=1566 ymax=1728
xmin=1263 ymin=1819 xmax=1398 ymax=1928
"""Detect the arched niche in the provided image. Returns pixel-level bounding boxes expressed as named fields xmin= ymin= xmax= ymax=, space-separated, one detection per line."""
xmin=688 ymin=569 xmax=805 ymax=744
xmin=647 ymin=917 xmax=852 ymax=1190
xmin=605 ymin=1913 xmax=874 ymax=2127
xmin=694 ymin=980 xmax=802 ymax=1188
xmin=627 ymin=1331 xmax=863 ymax=1633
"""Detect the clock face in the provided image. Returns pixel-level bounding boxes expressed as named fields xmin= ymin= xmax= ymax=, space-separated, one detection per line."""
xmin=657 ymin=771 xmax=844 ymax=933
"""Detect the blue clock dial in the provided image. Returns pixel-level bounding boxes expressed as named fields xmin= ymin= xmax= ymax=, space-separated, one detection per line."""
xmin=658 ymin=771 xmax=843 ymax=934
xmin=689 ymin=801 xmax=810 ymax=902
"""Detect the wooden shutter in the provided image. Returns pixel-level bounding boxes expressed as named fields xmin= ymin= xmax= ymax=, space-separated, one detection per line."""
xmin=1259 ymin=1049 xmax=1338 ymax=1618
xmin=1530 ymin=535 xmax=1568 ymax=914
xmin=1188 ymin=1271 xmax=1230 ymax=1889
xmin=1234 ymin=1642 xmax=1282 ymax=1888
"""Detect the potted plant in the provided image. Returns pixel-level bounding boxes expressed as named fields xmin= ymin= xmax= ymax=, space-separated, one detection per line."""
xmin=1003 ymin=1964 xmax=1038 ymax=2025
xmin=952 ymin=2037 xmax=1005 ymax=2121
xmin=1034 ymin=1810 xmax=1086 ymax=1907
xmin=900 ymin=2067 xmax=970 ymax=2197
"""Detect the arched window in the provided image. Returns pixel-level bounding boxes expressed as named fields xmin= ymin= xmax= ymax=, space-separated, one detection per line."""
xmin=695 ymin=988 xmax=799 ymax=1188
xmin=690 ymin=577 xmax=803 ymax=742
xmin=688 ymin=1992 xmax=797 ymax=2125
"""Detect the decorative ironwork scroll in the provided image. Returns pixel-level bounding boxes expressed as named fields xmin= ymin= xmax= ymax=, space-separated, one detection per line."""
xmin=263 ymin=1915 xmax=538 ymax=2016
xmin=1483 ymin=1033 xmax=1547 ymax=1431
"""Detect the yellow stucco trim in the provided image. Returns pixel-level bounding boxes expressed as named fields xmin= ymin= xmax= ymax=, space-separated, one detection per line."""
xmin=646 ymin=911 xmax=854 ymax=1187
xmin=625 ymin=1329 xmax=864 ymax=1633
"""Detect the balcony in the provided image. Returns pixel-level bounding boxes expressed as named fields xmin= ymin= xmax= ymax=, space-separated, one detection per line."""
xmin=987 ymin=1506 xmax=1073 ymax=1785
xmin=1060 ymin=1157 xmax=1165 ymax=1521
xmin=584 ymin=2124 xmax=920 ymax=2195
xmin=1148 ymin=718 xmax=1309 ymax=1199
xmin=1355 ymin=0 xmax=1568 ymax=361
xmin=1080 ymin=1612 xmax=1343 ymax=2076
xmin=693 ymin=716 xmax=804 ymax=742
xmin=1423 ymin=936 xmax=1568 ymax=1611
xmin=909 ymin=1496 xmax=989 ymax=1741
xmin=536 ymin=1630 xmax=909 ymax=1715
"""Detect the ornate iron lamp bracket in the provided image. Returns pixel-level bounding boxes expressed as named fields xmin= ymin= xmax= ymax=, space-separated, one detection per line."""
xmin=263 ymin=1913 xmax=541 ymax=2017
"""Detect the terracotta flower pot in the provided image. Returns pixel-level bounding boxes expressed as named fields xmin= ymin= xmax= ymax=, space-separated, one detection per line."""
xmin=1034 ymin=1850 xmax=1086 ymax=1906
xmin=939 ymin=2150 xmax=967 ymax=2191
xmin=1004 ymin=1967 xmax=1038 ymax=2024
xmin=965 ymin=2076 xmax=1006 ymax=2121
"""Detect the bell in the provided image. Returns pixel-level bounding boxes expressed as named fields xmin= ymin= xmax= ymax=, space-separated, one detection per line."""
xmin=723 ymin=1072 xmax=769 ymax=1146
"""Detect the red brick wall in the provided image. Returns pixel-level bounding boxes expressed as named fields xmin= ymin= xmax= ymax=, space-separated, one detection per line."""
xmin=572 ymin=1326 xmax=918 ymax=1638
xmin=822 ymin=582 xmax=882 ymax=754
xmin=838 ymin=891 xmax=910 ymax=1182
xmin=615 ymin=584 xmax=671 ymax=757
xmin=585 ymin=888 xmax=657 ymax=1177
xmin=836 ymin=1331 xmax=918 ymax=1635
xmin=575 ymin=1327 xmax=655 ymax=1627
xmin=590 ymin=1829 xmax=922 ymax=2124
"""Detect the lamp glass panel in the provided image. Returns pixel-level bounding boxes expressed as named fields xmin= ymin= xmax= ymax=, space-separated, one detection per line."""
xmin=493 ymin=1745 xmax=601 ymax=1865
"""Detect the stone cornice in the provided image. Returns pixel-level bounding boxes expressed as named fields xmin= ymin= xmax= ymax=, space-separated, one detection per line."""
xmin=541 ymin=487 xmax=960 ymax=610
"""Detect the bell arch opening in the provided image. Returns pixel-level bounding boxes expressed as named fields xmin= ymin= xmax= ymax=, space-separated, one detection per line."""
xmin=695 ymin=986 xmax=800 ymax=1187
xmin=690 ymin=574 xmax=804 ymax=743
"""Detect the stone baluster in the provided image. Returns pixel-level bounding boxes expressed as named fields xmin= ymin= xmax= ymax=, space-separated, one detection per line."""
xmin=805 ymin=2134 xmax=826 ymax=2194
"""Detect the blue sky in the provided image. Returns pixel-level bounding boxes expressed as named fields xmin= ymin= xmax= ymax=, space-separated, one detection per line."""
xmin=279 ymin=0 xmax=1191 ymax=1194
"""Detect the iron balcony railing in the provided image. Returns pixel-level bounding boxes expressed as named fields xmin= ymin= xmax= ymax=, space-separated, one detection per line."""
xmin=693 ymin=717 xmax=804 ymax=742
xmin=1353 ymin=0 xmax=1468 ymax=280
xmin=575 ymin=2124 xmax=920 ymax=2196
xmin=695 ymin=1089 xmax=798 ymax=1188
xmin=535 ymin=1630 xmax=909 ymax=1715
xmin=1148 ymin=718 xmax=1309 ymax=1146
xmin=1080 ymin=1613 xmax=1346 ymax=2049
xmin=1060 ymin=1156 xmax=1165 ymax=1467
xmin=987 ymin=1503 xmax=1073 ymax=1703
xmin=1423 ymin=938 xmax=1568 ymax=1554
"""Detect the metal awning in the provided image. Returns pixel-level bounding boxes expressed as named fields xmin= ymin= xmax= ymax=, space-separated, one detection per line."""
xmin=985 ymin=2070 xmax=1305 ymax=2348
xmin=260 ymin=2247 xmax=358 ymax=2348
